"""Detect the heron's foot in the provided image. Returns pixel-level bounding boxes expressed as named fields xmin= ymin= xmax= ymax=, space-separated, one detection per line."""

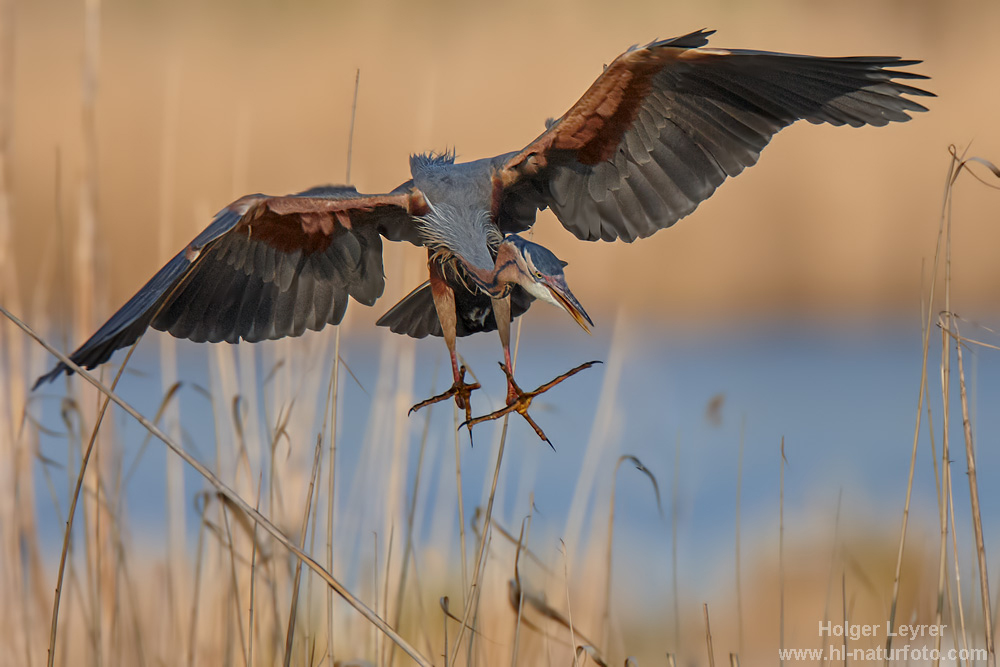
xmin=409 ymin=365 xmax=481 ymax=425
xmin=462 ymin=360 xmax=601 ymax=448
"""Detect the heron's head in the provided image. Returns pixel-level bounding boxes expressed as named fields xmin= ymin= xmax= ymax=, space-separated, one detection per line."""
xmin=499 ymin=234 xmax=593 ymax=333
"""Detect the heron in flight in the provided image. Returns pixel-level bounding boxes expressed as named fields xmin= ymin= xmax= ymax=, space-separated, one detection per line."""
xmin=36 ymin=29 xmax=931 ymax=443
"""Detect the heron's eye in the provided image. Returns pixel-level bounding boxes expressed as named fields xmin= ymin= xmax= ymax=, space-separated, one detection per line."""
xmin=534 ymin=270 xmax=544 ymax=280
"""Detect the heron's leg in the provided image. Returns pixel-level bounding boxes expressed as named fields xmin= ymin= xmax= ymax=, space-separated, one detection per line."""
xmin=434 ymin=274 xmax=464 ymax=404
xmin=409 ymin=260 xmax=480 ymax=423
xmin=490 ymin=296 xmax=518 ymax=405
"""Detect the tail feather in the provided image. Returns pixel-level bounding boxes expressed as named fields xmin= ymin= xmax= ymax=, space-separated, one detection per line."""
xmin=376 ymin=282 xmax=534 ymax=339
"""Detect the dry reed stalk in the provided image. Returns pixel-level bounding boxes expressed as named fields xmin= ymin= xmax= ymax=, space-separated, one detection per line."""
xmin=247 ymin=477 xmax=264 ymax=667
xmin=261 ymin=373 xmax=293 ymax=660
xmin=381 ymin=529 xmax=396 ymax=667
xmin=3 ymin=305 xmax=435 ymax=667
xmin=601 ymin=455 xmax=661 ymax=656
xmin=450 ymin=415 xmax=511 ymax=666
xmin=118 ymin=384 xmax=182 ymax=491
xmin=945 ymin=419 xmax=971 ymax=664
xmin=818 ymin=490 xmax=843 ymax=667
xmin=576 ymin=643 xmax=607 ymax=666
xmin=779 ymin=437 xmax=786 ymax=667
xmin=924 ymin=148 xmax=1000 ymax=666
xmin=600 ymin=468 xmax=618 ymax=655
xmin=938 ymin=147 xmax=993 ymax=659
xmin=374 ymin=532 xmax=381 ymax=666
xmin=886 ymin=148 xmax=960 ymax=662
xmin=346 ymin=69 xmax=360 ymax=183
xmin=510 ymin=513 xmax=532 ymax=667
xmin=562 ymin=312 xmax=626 ymax=561
xmin=384 ymin=334 xmax=415 ymax=597
xmin=939 ymin=156 xmax=960 ymax=665
xmin=920 ymin=257 xmax=949 ymax=667
xmin=283 ymin=433 xmax=324 ymax=667
xmin=202 ymin=335 xmax=238 ymax=662
xmin=324 ymin=74 xmax=360 ymax=664
xmin=441 ymin=597 xmax=450 ymax=667
xmin=327 ymin=327 xmax=341 ymax=665
xmin=703 ymin=602 xmax=715 ymax=667
xmin=265 ymin=332 xmax=359 ymax=661
xmin=74 ymin=0 xmax=99 ymax=339
xmin=109 ymin=519 xmax=147 ymax=667
xmin=946 ymin=150 xmax=1000 ymax=665
xmin=333 ymin=333 xmax=402 ymax=646
xmin=156 ymin=59 xmax=187 ymax=661
xmin=735 ymin=415 xmax=745 ymax=659
xmin=208 ymin=302 xmax=245 ymax=665
xmin=671 ymin=433 xmax=680 ymax=655
xmin=953 ymin=319 xmax=995 ymax=665
xmin=473 ymin=510 xmax=552 ymax=577
xmin=234 ymin=351 xmax=262 ymax=495
xmin=935 ymin=433 xmax=964 ymax=664
xmin=453 ymin=403 xmax=470 ymax=599
xmin=105 ymin=436 xmax=127 ymax=666
xmin=71 ymin=0 xmax=116 ymax=661
xmin=1 ymin=377 xmax=32 ymax=660
xmin=390 ymin=364 xmax=437 ymax=667
xmin=0 ymin=0 xmax=15 ymax=311
xmin=0 ymin=0 xmax=30 ymax=658
xmin=203 ymin=166 xmax=262 ymax=663
xmin=46 ymin=341 xmax=137 ymax=667
xmin=220 ymin=497 xmax=250 ymax=667
xmin=188 ymin=494 xmax=211 ymax=667
xmin=922 ymin=313 xmax=965 ymax=665
xmin=841 ymin=573 xmax=847 ymax=667
xmin=449 ymin=308 xmax=532 ymax=665
xmin=229 ymin=108 xmax=262 ymax=499
xmin=559 ymin=540 xmax=580 ymax=667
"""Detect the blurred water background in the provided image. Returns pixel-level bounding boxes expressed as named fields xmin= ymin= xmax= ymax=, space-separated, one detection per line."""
xmin=28 ymin=314 xmax=1000 ymax=612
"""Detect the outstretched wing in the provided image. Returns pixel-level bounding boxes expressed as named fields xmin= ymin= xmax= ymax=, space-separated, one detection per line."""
xmin=493 ymin=29 xmax=933 ymax=241
xmin=35 ymin=183 xmax=429 ymax=387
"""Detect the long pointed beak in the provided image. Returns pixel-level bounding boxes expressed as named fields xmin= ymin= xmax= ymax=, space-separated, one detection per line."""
xmin=543 ymin=277 xmax=593 ymax=333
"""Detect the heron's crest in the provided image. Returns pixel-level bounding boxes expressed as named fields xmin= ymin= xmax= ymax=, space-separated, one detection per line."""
xmin=410 ymin=149 xmax=457 ymax=172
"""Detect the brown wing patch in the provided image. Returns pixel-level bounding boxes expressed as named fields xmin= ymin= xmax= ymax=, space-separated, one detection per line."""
xmin=497 ymin=45 xmax=730 ymax=188
xmin=232 ymin=190 xmax=428 ymax=256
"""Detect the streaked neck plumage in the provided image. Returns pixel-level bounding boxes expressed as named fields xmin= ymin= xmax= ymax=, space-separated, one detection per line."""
xmin=410 ymin=152 xmax=525 ymax=298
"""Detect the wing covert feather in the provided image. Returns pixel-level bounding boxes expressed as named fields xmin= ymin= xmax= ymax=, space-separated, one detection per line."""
xmin=35 ymin=184 xmax=428 ymax=386
xmin=494 ymin=30 xmax=932 ymax=242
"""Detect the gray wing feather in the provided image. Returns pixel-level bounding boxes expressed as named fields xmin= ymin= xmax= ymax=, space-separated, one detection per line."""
xmin=151 ymin=220 xmax=385 ymax=344
xmin=35 ymin=184 xmax=414 ymax=387
xmin=499 ymin=41 xmax=932 ymax=242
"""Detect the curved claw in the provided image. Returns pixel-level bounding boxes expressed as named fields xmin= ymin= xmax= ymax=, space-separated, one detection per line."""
xmin=410 ymin=366 xmax=481 ymax=434
xmin=460 ymin=360 xmax=601 ymax=449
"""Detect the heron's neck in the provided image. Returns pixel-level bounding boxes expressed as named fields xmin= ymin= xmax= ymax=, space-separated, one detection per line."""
xmin=458 ymin=242 xmax=521 ymax=298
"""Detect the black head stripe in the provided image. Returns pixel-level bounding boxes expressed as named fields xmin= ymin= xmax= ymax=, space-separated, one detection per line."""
xmin=523 ymin=243 xmax=564 ymax=277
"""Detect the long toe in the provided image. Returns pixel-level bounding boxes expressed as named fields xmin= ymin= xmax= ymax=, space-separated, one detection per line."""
xmin=463 ymin=360 xmax=601 ymax=446
xmin=410 ymin=376 xmax=481 ymax=415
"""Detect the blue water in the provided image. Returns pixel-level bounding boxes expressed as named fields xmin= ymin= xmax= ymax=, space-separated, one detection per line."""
xmin=28 ymin=314 xmax=1000 ymax=599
